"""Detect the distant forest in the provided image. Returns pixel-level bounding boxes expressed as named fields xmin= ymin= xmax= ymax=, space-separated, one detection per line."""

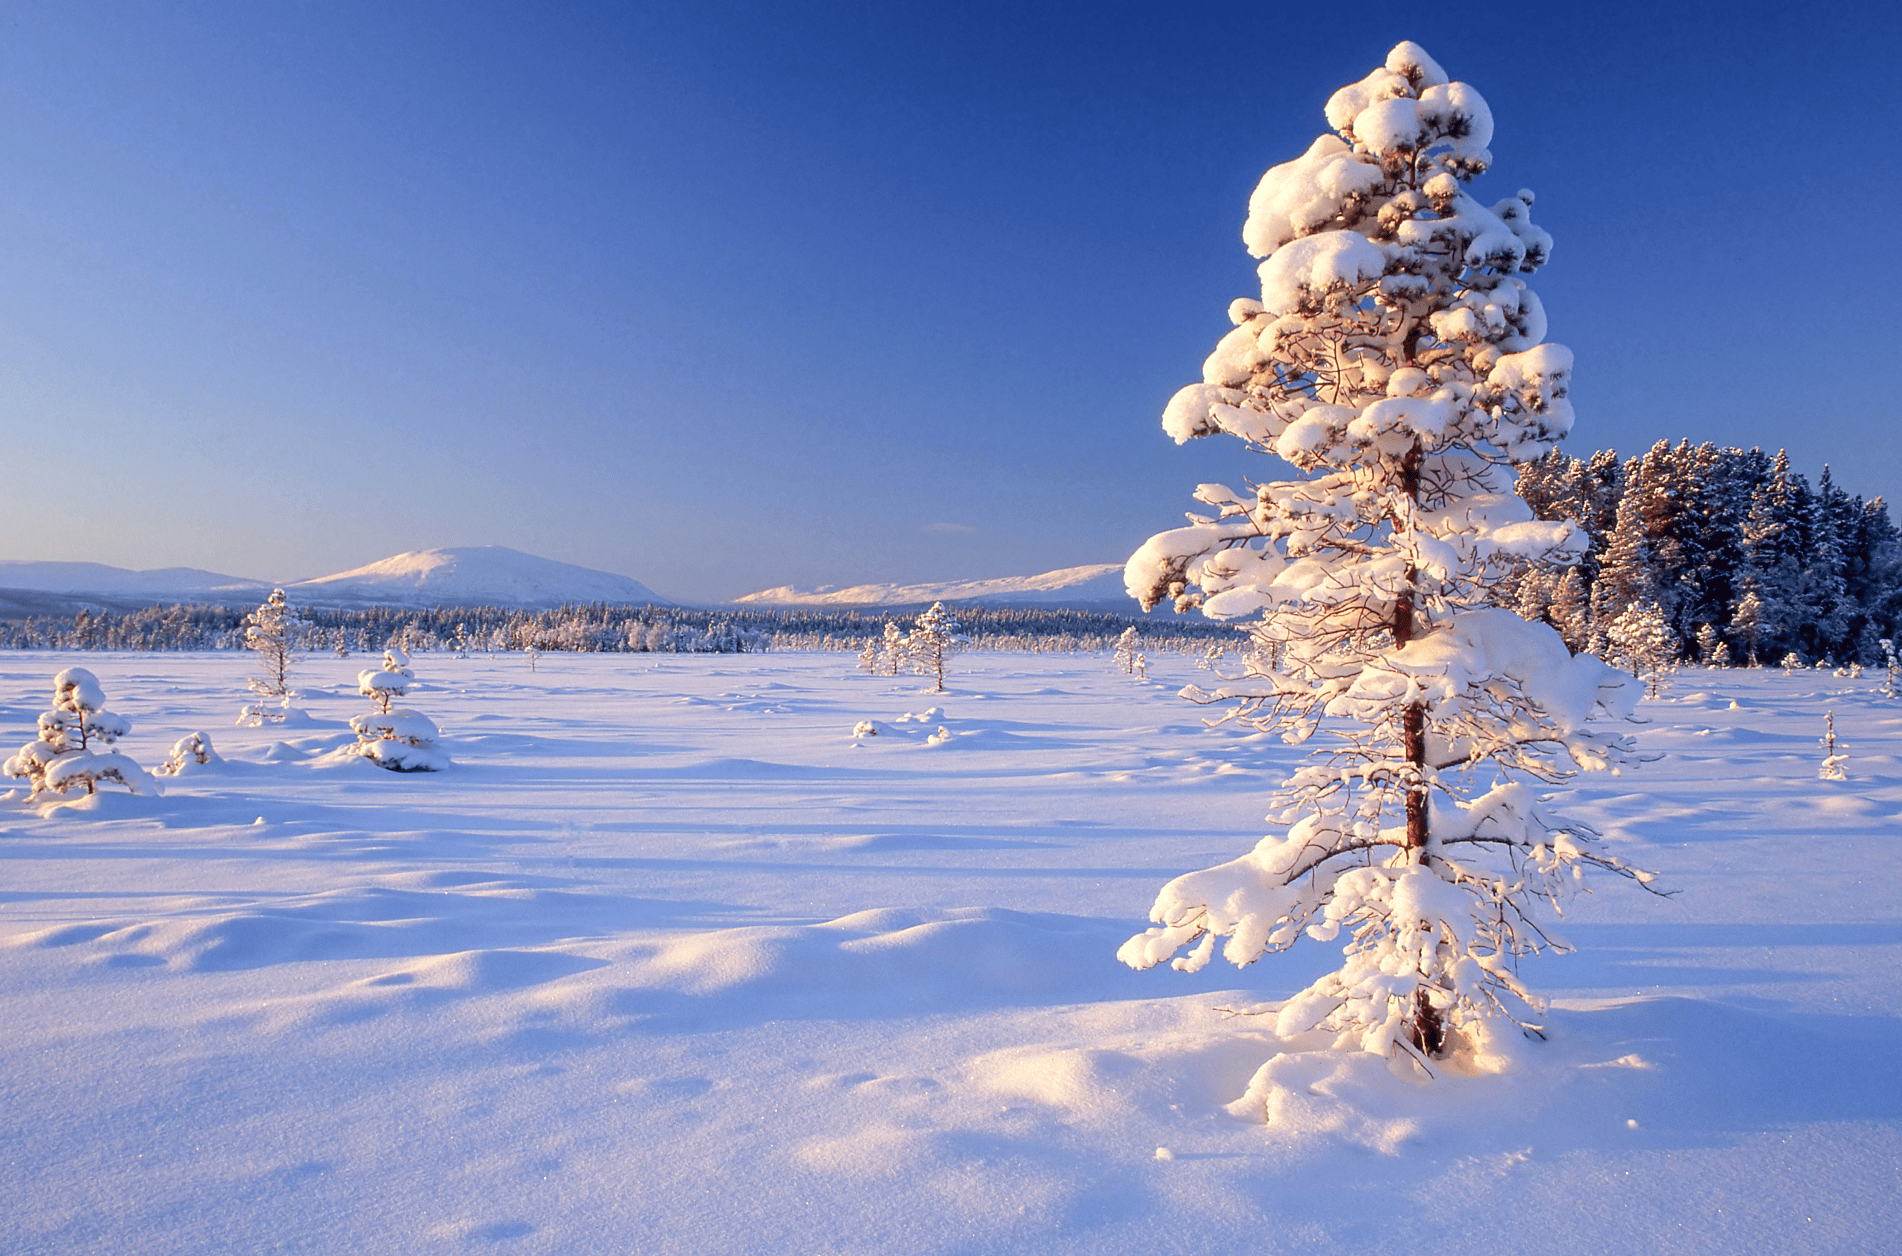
xmin=0 ymin=602 xmax=1241 ymax=656
xmin=1513 ymin=441 xmax=1900 ymax=665
xmin=5 ymin=439 xmax=1893 ymax=665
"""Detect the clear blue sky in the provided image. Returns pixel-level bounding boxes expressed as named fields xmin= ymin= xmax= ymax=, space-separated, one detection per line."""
xmin=3 ymin=1 xmax=1895 ymax=603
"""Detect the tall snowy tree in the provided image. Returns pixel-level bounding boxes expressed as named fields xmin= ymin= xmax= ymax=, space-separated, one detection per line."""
xmin=1735 ymin=451 xmax=1808 ymax=663
xmin=1119 ymin=42 xmax=1657 ymax=1067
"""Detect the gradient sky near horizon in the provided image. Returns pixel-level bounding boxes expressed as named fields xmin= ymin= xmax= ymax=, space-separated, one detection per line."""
xmin=3 ymin=1 xmax=1897 ymax=604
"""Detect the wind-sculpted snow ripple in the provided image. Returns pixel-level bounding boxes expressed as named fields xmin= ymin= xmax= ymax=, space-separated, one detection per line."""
xmin=606 ymin=906 xmax=1251 ymax=1029
xmin=12 ymin=883 xmax=722 ymax=972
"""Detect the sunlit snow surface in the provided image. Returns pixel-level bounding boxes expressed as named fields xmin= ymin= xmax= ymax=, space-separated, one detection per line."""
xmin=1 ymin=652 xmax=1897 ymax=1254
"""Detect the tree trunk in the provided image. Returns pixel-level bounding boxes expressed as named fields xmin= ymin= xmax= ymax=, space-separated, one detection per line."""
xmin=1395 ymin=444 xmax=1442 ymax=1057
xmin=1394 ymin=446 xmax=1428 ymax=862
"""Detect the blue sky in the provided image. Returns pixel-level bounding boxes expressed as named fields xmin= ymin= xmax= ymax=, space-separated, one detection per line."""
xmin=2 ymin=1 xmax=1896 ymax=603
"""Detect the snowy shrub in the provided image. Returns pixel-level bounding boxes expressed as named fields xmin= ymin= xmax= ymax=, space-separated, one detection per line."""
xmin=1119 ymin=42 xmax=1660 ymax=1069
xmin=1882 ymin=639 xmax=1898 ymax=698
xmin=350 ymin=646 xmax=445 ymax=771
xmin=1780 ymin=651 xmax=1804 ymax=676
xmin=348 ymin=708 xmax=447 ymax=773
xmin=239 ymin=588 xmax=309 ymax=725
xmin=905 ymin=603 xmax=967 ymax=693
xmin=157 ymin=731 xmax=222 ymax=777
xmin=5 ymin=667 xmax=150 ymax=797
xmin=1113 ymin=627 xmax=1142 ymax=674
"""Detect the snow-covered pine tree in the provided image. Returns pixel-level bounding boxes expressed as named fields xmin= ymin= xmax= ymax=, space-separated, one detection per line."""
xmin=857 ymin=636 xmax=883 ymax=675
xmin=239 ymin=588 xmax=309 ymax=725
xmin=1119 ymin=42 xmax=1658 ymax=1066
xmin=905 ymin=603 xmax=965 ymax=693
xmin=880 ymin=621 xmax=906 ymax=676
xmin=356 ymin=646 xmax=414 ymax=715
xmin=4 ymin=667 xmax=150 ymax=796
xmin=1545 ymin=565 xmax=1591 ymax=652
xmin=1731 ymin=590 xmax=1769 ymax=666
xmin=348 ymin=646 xmax=445 ymax=771
xmin=1113 ymin=626 xmax=1142 ymax=674
xmin=1694 ymin=622 xmax=1720 ymax=665
xmin=1606 ymin=600 xmax=1673 ymax=697
xmin=1736 ymin=451 xmax=1808 ymax=664
xmin=1802 ymin=467 xmax=1856 ymax=660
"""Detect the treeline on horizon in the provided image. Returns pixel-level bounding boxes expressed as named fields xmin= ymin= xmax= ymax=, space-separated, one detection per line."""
xmin=10 ymin=439 xmax=1893 ymax=667
xmin=1513 ymin=440 xmax=1901 ymax=665
xmin=0 ymin=601 xmax=1243 ymax=656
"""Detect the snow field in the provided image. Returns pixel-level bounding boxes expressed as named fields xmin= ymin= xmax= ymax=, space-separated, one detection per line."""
xmin=1 ymin=651 xmax=1898 ymax=1254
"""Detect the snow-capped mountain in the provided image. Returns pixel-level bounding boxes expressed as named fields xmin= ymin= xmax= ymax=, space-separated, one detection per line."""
xmin=735 ymin=563 xmax=1139 ymax=609
xmin=283 ymin=547 xmax=669 ymax=609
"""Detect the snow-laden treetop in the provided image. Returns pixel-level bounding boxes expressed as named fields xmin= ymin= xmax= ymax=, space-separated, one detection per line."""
xmin=1131 ymin=40 xmax=1578 ymax=621
xmin=1151 ymin=40 xmax=1565 ymax=490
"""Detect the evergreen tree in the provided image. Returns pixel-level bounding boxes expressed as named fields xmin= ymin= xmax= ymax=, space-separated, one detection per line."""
xmin=4 ymin=667 xmax=149 ymax=796
xmin=240 ymin=588 xmax=309 ymax=725
xmin=1736 ymin=451 xmax=1809 ymax=663
xmin=904 ymin=603 xmax=965 ymax=694
xmin=1119 ymin=42 xmax=1658 ymax=1066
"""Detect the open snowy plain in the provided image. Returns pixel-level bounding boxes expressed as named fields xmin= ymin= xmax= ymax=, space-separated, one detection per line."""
xmin=1 ymin=649 xmax=1897 ymax=1254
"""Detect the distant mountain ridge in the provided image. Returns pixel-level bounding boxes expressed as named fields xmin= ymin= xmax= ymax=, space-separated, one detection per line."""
xmin=0 ymin=561 xmax=268 ymax=599
xmin=284 ymin=547 xmax=668 ymax=610
xmin=734 ymin=563 xmax=1143 ymax=610
xmin=0 ymin=547 xmax=669 ymax=613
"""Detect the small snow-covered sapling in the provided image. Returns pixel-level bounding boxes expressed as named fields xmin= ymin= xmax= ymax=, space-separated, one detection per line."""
xmin=1882 ymin=639 xmax=1898 ymax=699
xmin=4 ymin=667 xmax=149 ymax=796
xmin=1819 ymin=710 xmax=1848 ymax=781
xmin=350 ymin=646 xmax=445 ymax=771
xmin=356 ymin=647 xmax=414 ymax=715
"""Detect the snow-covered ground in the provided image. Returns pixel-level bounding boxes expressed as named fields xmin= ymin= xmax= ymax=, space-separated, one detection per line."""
xmin=1 ymin=650 xmax=1896 ymax=1254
